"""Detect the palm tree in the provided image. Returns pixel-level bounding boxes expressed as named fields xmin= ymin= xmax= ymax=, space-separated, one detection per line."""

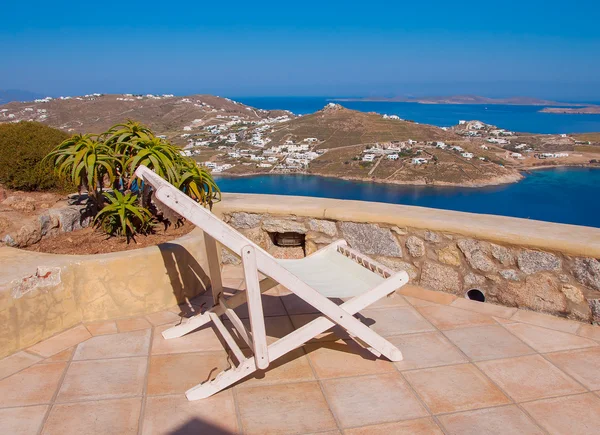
xmin=45 ymin=133 xmax=115 ymax=209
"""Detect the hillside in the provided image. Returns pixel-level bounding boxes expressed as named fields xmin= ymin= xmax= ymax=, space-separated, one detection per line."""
xmin=0 ymin=93 xmax=292 ymax=143
xmin=267 ymin=103 xmax=454 ymax=149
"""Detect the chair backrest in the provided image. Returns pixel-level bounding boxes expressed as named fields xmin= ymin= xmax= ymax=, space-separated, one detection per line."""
xmin=135 ymin=165 xmax=269 ymax=259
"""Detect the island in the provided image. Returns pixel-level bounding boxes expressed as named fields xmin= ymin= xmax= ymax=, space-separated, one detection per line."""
xmin=1 ymin=94 xmax=599 ymax=189
xmin=540 ymin=106 xmax=600 ymax=114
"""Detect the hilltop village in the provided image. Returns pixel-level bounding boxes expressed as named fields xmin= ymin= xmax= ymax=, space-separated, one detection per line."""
xmin=1 ymin=95 xmax=599 ymax=187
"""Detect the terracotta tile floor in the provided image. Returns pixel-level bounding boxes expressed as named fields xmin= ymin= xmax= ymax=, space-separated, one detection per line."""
xmin=1 ymin=264 xmax=600 ymax=434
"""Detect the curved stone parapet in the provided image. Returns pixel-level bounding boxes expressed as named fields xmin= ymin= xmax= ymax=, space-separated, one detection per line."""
xmin=0 ymin=228 xmax=210 ymax=358
xmin=213 ymin=193 xmax=600 ymax=325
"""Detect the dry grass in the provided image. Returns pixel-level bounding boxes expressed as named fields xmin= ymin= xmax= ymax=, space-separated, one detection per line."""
xmin=268 ymin=107 xmax=455 ymax=149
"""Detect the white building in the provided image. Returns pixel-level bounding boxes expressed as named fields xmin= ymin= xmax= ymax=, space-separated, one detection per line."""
xmin=480 ymin=145 xmax=489 ymax=150
xmin=411 ymin=157 xmax=429 ymax=165
xmin=362 ymin=154 xmax=376 ymax=162
xmin=387 ymin=154 xmax=399 ymax=160
xmin=461 ymin=152 xmax=474 ymax=159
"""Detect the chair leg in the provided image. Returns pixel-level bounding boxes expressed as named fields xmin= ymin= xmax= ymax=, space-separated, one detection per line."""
xmin=186 ymin=357 xmax=258 ymax=400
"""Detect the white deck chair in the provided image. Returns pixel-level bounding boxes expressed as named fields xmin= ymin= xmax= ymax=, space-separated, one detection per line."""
xmin=135 ymin=165 xmax=409 ymax=400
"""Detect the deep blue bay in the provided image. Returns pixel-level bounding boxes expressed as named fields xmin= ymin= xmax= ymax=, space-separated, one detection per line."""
xmin=216 ymin=168 xmax=600 ymax=228
xmin=224 ymin=97 xmax=600 ymax=227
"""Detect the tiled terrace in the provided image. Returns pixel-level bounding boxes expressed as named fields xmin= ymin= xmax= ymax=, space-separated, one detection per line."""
xmin=2 ymin=264 xmax=600 ymax=434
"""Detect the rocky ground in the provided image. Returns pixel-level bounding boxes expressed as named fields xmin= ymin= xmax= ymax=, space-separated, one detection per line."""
xmin=0 ymin=185 xmax=195 ymax=253
xmin=0 ymin=186 xmax=86 ymax=248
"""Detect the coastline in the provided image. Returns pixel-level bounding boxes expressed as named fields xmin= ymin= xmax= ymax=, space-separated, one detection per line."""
xmin=521 ymin=163 xmax=600 ymax=172
xmin=215 ymin=169 xmax=525 ymax=188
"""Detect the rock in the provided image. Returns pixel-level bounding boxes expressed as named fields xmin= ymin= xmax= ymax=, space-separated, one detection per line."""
xmin=467 ymin=250 xmax=496 ymax=272
xmin=406 ymin=236 xmax=425 ymax=258
xmin=437 ymin=245 xmax=461 ymax=267
xmin=499 ymin=269 xmax=520 ymax=281
xmin=228 ymin=212 xmax=262 ymax=229
xmin=424 ymin=231 xmax=441 ymax=243
xmin=239 ymin=227 xmax=273 ymax=251
xmin=517 ymin=250 xmax=562 ymax=275
xmin=457 ymin=238 xmax=495 ymax=272
xmin=374 ymin=256 xmax=419 ymax=281
xmin=2 ymin=234 xmax=16 ymax=246
xmin=457 ymin=238 xmax=490 ymax=256
xmin=268 ymin=246 xmax=305 ymax=259
xmin=491 ymin=244 xmax=515 ymax=266
xmin=558 ymin=274 xmax=571 ymax=283
xmin=307 ymin=219 xmax=338 ymax=237
xmin=304 ymin=240 xmax=319 ymax=256
xmin=340 ymin=222 xmax=402 ymax=257
xmin=420 ymin=261 xmax=461 ymax=293
xmin=1 ymin=195 xmax=17 ymax=206
xmin=561 ymin=284 xmax=585 ymax=304
xmin=390 ymin=226 xmax=407 ymax=236
xmin=572 ymin=257 xmax=600 ymax=291
xmin=464 ymin=273 xmax=486 ymax=288
xmin=498 ymin=273 xmax=567 ymax=314
xmin=262 ymin=217 xmax=307 ymax=234
xmin=38 ymin=213 xmax=59 ymax=237
xmin=7 ymin=197 xmax=36 ymax=212
xmin=221 ymin=247 xmax=241 ymax=265
xmin=306 ymin=232 xmax=336 ymax=245
xmin=49 ymin=206 xmax=89 ymax=232
xmin=589 ymin=299 xmax=600 ymax=325
xmin=15 ymin=221 xmax=42 ymax=247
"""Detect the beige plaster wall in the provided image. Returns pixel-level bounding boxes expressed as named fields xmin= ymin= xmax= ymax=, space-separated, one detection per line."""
xmin=0 ymin=229 xmax=210 ymax=358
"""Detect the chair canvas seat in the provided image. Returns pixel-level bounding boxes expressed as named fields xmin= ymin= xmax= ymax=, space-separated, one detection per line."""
xmin=276 ymin=249 xmax=385 ymax=298
xmin=133 ymin=165 xmax=409 ymax=400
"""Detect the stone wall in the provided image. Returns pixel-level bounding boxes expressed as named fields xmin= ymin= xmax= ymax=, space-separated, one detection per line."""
xmin=222 ymin=211 xmax=600 ymax=324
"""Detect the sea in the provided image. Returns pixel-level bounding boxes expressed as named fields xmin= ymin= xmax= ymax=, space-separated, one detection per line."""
xmin=219 ymin=97 xmax=600 ymax=228
xmin=235 ymin=96 xmax=600 ymax=135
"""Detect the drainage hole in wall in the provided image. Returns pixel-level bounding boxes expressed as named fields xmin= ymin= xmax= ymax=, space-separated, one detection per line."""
xmin=466 ymin=289 xmax=486 ymax=303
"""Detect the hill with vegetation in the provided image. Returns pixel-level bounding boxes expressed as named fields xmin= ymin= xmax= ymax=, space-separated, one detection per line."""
xmin=0 ymin=122 xmax=70 ymax=191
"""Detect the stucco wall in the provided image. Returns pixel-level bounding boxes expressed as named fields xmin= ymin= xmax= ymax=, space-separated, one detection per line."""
xmin=0 ymin=229 xmax=210 ymax=358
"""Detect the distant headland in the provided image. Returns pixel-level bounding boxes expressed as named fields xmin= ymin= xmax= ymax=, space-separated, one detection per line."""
xmin=332 ymin=95 xmax=591 ymax=107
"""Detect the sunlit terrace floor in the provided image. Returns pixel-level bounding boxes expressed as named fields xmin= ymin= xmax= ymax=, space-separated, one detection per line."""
xmin=2 ymin=264 xmax=600 ymax=434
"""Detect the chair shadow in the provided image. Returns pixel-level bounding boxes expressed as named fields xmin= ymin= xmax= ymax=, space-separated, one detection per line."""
xmin=170 ymin=418 xmax=236 ymax=435
xmin=158 ymin=242 xmax=212 ymax=309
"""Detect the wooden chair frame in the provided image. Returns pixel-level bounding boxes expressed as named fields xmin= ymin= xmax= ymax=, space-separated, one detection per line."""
xmin=135 ymin=166 xmax=409 ymax=400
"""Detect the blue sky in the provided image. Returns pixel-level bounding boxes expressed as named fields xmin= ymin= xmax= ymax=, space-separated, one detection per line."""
xmin=1 ymin=0 xmax=599 ymax=100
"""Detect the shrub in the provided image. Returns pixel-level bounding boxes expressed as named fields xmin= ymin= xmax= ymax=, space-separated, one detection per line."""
xmin=94 ymin=190 xmax=154 ymax=240
xmin=0 ymin=122 xmax=72 ymax=191
xmin=45 ymin=120 xmax=220 ymax=241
